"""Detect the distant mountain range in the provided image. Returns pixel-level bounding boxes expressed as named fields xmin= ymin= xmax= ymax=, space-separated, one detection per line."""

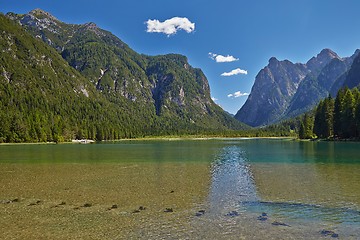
xmin=235 ymin=48 xmax=360 ymax=127
xmin=0 ymin=9 xmax=247 ymax=142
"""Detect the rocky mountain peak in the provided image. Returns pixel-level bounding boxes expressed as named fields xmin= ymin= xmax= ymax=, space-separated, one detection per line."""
xmin=306 ymin=48 xmax=340 ymax=72
xmin=352 ymin=49 xmax=360 ymax=59
xmin=268 ymin=57 xmax=279 ymax=65
xmin=8 ymin=9 xmax=61 ymax=34
xmin=80 ymin=22 xmax=106 ymax=37
xmin=29 ymin=9 xmax=57 ymax=20
xmin=84 ymin=22 xmax=98 ymax=29
xmin=235 ymin=48 xmax=358 ymax=127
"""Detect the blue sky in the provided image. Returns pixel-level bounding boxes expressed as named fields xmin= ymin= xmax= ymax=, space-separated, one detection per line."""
xmin=2 ymin=0 xmax=360 ymax=114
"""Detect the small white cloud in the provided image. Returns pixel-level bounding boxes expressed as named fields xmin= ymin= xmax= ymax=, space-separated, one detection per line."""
xmin=211 ymin=97 xmax=218 ymax=102
xmin=146 ymin=17 xmax=195 ymax=36
xmin=209 ymin=52 xmax=239 ymax=63
xmin=227 ymin=91 xmax=250 ymax=98
xmin=221 ymin=68 xmax=248 ymax=77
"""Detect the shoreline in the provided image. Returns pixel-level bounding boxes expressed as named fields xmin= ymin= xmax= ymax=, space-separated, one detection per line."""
xmin=0 ymin=136 xmax=297 ymax=145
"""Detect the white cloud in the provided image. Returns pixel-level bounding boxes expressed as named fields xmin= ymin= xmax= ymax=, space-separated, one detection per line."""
xmin=221 ymin=68 xmax=248 ymax=77
xmin=211 ymin=97 xmax=218 ymax=102
xmin=146 ymin=17 xmax=195 ymax=36
xmin=227 ymin=91 xmax=250 ymax=98
xmin=209 ymin=52 xmax=239 ymax=63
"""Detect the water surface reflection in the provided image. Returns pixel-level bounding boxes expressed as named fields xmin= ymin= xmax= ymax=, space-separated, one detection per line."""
xmin=202 ymin=140 xmax=360 ymax=238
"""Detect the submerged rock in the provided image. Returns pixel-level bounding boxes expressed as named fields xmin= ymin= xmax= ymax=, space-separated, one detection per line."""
xmin=107 ymin=204 xmax=118 ymax=210
xmin=321 ymin=230 xmax=339 ymax=238
xmin=225 ymin=211 xmax=239 ymax=217
xmin=28 ymin=200 xmax=42 ymax=206
xmin=257 ymin=212 xmax=269 ymax=221
xmin=257 ymin=216 xmax=268 ymax=221
xmin=272 ymin=221 xmax=290 ymax=227
xmin=2 ymin=198 xmax=19 ymax=204
xmin=51 ymin=202 xmax=66 ymax=208
xmin=164 ymin=208 xmax=173 ymax=213
xmin=195 ymin=210 xmax=205 ymax=217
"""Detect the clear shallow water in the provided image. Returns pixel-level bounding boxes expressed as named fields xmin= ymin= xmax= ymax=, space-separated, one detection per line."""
xmin=0 ymin=139 xmax=360 ymax=239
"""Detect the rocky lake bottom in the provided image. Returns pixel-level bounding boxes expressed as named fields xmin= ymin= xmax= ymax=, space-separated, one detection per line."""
xmin=0 ymin=139 xmax=359 ymax=239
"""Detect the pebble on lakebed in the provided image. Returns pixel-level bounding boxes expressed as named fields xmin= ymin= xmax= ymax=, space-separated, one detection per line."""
xmin=132 ymin=206 xmax=146 ymax=213
xmin=2 ymin=198 xmax=19 ymax=204
xmin=321 ymin=230 xmax=339 ymax=238
xmin=164 ymin=208 xmax=173 ymax=213
xmin=195 ymin=210 xmax=205 ymax=216
xmin=257 ymin=215 xmax=268 ymax=221
xmin=272 ymin=221 xmax=291 ymax=227
xmin=225 ymin=210 xmax=239 ymax=217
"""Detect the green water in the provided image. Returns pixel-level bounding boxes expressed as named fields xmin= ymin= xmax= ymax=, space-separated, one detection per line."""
xmin=0 ymin=139 xmax=360 ymax=239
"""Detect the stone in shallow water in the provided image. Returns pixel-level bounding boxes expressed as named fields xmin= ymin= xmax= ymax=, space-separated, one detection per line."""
xmin=164 ymin=208 xmax=173 ymax=213
xmin=257 ymin=215 xmax=268 ymax=221
xmin=321 ymin=230 xmax=339 ymax=238
xmin=82 ymin=203 xmax=92 ymax=208
xmin=107 ymin=204 xmax=118 ymax=210
xmin=272 ymin=221 xmax=290 ymax=227
xmin=226 ymin=211 xmax=239 ymax=217
xmin=195 ymin=210 xmax=205 ymax=216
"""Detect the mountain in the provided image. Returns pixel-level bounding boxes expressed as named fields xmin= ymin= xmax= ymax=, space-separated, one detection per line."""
xmin=235 ymin=48 xmax=359 ymax=127
xmin=234 ymin=57 xmax=309 ymax=126
xmin=343 ymin=51 xmax=360 ymax=89
xmin=0 ymin=10 xmax=247 ymax=142
xmin=285 ymin=50 xmax=358 ymax=118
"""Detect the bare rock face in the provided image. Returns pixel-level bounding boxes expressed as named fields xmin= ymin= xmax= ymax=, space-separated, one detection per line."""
xmin=235 ymin=49 xmax=359 ymax=127
xmin=343 ymin=50 xmax=360 ymax=89
xmin=235 ymin=57 xmax=308 ymax=126
xmin=306 ymin=48 xmax=340 ymax=72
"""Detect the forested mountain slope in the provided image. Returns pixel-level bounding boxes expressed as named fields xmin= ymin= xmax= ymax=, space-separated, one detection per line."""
xmin=0 ymin=11 xmax=247 ymax=142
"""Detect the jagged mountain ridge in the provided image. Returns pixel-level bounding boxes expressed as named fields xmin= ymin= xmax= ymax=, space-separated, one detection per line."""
xmin=235 ymin=48 xmax=359 ymax=127
xmin=0 ymin=10 xmax=248 ymax=142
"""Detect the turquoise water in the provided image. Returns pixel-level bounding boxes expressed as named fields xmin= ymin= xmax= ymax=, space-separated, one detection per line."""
xmin=1 ymin=139 xmax=360 ymax=239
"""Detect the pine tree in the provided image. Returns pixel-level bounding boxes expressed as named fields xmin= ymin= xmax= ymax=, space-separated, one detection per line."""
xmin=342 ymin=88 xmax=356 ymax=138
xmin=333 ymin=88 xmax=346 ymax=138
xmin=299 ymin=113 xmax=313 ymax=139
xmin=314 ymin=100 xmax=325 ymax=138
xmin=355 ymin=92 xmax=360 ymax=138
xmin=323 ymin=95 xmax=334 ymax=138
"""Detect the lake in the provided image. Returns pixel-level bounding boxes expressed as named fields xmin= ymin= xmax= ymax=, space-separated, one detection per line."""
xmin=0 ymin=139 xmax=359 ymax=239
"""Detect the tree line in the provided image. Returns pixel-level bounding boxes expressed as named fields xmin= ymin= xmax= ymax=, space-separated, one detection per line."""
xmin=299 ymin=87 xmax=360 ymax=139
